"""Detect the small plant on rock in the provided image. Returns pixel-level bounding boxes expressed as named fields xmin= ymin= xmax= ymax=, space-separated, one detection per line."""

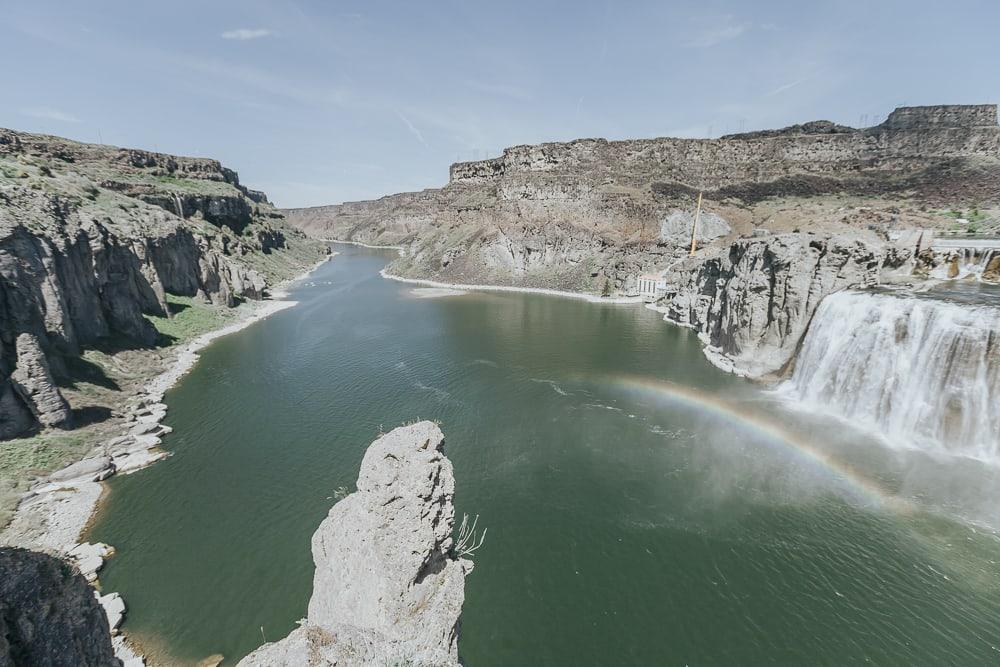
xmin=455 ymin=513 xmax=487 ymax=558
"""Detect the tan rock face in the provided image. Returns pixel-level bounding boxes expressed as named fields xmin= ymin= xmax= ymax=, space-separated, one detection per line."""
xmin=239 ymin=422 xmax=470 ymax=667
xmin=983 ymin=256 xmax=1000 ymax=283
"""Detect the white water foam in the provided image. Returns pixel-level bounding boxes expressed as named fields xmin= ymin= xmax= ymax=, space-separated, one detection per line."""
xmin=778 ymin=290 xmax=1000 ymax=461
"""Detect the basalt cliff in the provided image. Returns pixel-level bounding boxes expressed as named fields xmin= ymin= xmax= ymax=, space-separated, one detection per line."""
xmin=0 ymin=546 xmax=121 ymax=666
xmin=239 ymin=421 xmax=470 ymax=667
xmin=0 ymin=129 xmax=327 ymax=520
xmin=287 ymin=104 xmax=1000 ymax=376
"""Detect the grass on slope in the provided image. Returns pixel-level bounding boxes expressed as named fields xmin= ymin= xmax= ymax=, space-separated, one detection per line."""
xmin=0 ymin=431 xmax=94 ymax=527
xmin=0 ymin=293 xmax=244 ymax=528
xmin=145 ymin=293 xmax=241 ymax=346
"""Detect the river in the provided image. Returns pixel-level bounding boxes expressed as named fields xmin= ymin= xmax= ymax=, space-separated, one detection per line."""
xmin=89 ymin=244 xmax=1000 ymax=665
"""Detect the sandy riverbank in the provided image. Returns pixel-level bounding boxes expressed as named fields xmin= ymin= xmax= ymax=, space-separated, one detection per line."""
xmin=0 ymin=252 xmax=334 ymax=666
xmin=382 ymin=269 xmax=643 ymax=304
xmin=410 ymin=287 xmax=469 ymax=298
xmin=320 ymin=238 xmax=405 ymax=251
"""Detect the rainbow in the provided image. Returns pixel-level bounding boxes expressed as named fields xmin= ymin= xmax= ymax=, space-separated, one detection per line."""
xmin=607 ymin=375 xmax=905 ymax=510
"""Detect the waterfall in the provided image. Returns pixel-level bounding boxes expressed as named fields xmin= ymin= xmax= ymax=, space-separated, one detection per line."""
xmin=173 ymin=193 xmax=185 ymax=219
xmin=779 ymin=290 xmax=1000 ymax=460
xmin=930 ymin=248 xmax=997 ymax=281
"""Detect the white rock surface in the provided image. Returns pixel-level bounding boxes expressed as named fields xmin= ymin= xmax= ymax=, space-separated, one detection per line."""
xmin=67 ymin=542 xmax=114 ymax=582
xmin=96 ymin=591 xmax=125 ymax=634
xmin=238 ymin=422 xmax=471 ymax=667
xmin=48 ymin=456 xmax=116 ymax=485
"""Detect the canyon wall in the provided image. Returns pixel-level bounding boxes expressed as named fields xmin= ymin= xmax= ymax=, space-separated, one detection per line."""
xmin=286 ymin=104 xmax=1000 ymax=376
xmin=446 ymin=105 xmax=1000 ymax=187
xmin=0 ymin=129 xmax=326 ymax=439
xmin=286 ymin=105 xmax=1000 ymax=294
xmin=239 ymin=422 xmax=470 ymax=666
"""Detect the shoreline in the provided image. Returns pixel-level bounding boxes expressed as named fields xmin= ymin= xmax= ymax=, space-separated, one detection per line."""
xmin=320 ymin=237 xmax=405 ymax=251
xmin=0 ymin=252 xmax=334 ymax=667
xmin=381 ymin=269 xmax=643 ymax=304
xmin=328 ymin=236 xmax=642 ymax=304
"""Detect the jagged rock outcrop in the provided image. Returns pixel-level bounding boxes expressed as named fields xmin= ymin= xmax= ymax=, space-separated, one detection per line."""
xmin=10 ymin=333 xmax=72 ymax=429
xmin=0 ymin=546 xmax=121 ymax=666
xmin=660 ymin=233 xmax=888 ymax=377
xmin=239 ymin=422 xmax=470 ymax=667
xmin=285 ymin=105 xmax=1000 ymax=295
xmin=0 ymin=128 xmax=326 ymax=439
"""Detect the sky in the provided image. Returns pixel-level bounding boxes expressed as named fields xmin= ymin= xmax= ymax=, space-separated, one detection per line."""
xmin=3 ymin=0 xmax=999 ymax=208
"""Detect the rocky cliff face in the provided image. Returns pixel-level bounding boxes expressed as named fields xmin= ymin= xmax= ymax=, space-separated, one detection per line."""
xmin=285 ymin=105 xmax=998 ymax=377
xmin=658 ymin=233 xmax=891 ymax=377
xmin=0 ymin=128 xmax=326 ymax=440
xmin=239 ymin=421 xmax=470 ymax=667
xmin=0 ymin=546 xmax=120 ymax=666
xmin=285 ymin=105 xmax=1000 ymax=296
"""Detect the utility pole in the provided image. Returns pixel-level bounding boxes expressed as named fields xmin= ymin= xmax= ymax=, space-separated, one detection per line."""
xmin=689 ymin=191 xmax=703 ymax=257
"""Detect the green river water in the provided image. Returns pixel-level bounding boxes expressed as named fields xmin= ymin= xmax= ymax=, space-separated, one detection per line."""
xmin=89 ymin=245 xmax=1000 ymax=665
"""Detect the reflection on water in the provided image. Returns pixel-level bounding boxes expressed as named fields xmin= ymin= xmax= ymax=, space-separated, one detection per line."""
xmin=89 ymin=245 xmax=1000 ymax=665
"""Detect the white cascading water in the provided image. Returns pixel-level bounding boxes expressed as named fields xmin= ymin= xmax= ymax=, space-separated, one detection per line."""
xmin=780 ymin=291 xmax=1000 ymax=460
xmin=931 ymin=248 xmax=997 ymax=281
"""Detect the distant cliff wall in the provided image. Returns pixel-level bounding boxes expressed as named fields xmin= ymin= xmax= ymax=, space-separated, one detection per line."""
xmin=447 ymin=104 xmax=1000 ymax=187
xmin=286 ymin=105 xmax=999 ymax=301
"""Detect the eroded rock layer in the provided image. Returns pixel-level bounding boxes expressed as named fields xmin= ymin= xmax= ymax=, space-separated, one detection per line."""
xmin=660 ymin=233 xmax=889 ymax=377
xmin=287 ymin=105 xmax=999 ymax=292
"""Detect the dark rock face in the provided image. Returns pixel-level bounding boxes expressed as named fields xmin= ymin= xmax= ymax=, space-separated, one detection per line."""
xmin=0 ymin=546 xmax=120 ymax=666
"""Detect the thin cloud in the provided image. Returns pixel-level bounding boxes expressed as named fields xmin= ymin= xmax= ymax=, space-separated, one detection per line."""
xmin=221 ymin=28 xmax=273 ymax=41
xmin=21 ymin=107 xmax=81 ymax=123
xmin=686 ymin=24 xmax=748 ymax=48
xmin=765 ymin=78 xmax=808 ymax=97
xmin=396 ymin=111 xmax=428 ymax=147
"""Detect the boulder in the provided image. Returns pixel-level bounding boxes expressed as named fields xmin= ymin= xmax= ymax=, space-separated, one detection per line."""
xmin=49 ymin=456 xmax=116 ymax=484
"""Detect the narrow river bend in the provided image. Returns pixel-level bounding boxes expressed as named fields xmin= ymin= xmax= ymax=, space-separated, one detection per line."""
xmin=90 ymin=245 xmax=1000 ymax=665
